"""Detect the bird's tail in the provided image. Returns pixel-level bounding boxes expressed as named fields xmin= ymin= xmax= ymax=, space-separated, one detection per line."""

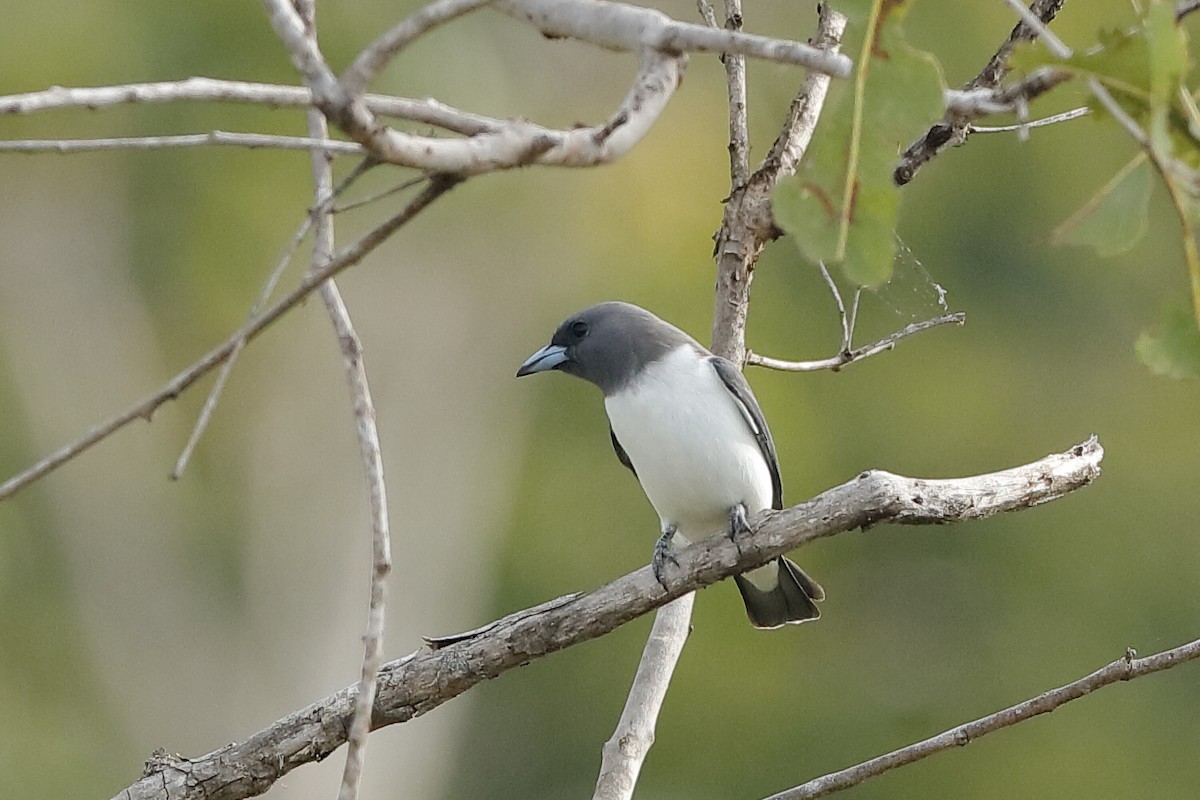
xmin=733 ymin=557 xmax=824 ymax=629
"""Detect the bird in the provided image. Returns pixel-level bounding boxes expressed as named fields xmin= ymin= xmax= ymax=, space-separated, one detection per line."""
xmin=516 ymin=301 xmax=824 ymax=629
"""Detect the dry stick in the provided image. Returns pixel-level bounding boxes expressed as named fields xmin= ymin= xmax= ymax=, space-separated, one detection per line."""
xmin=172 ymin=214 xmax=314 ymax=479
xmin=113 ymin=438 xmax=1104 ymax=800
xmin=747 ymin=312 xmax=966 ymax=372
xmin=289 ymin=2 xmax=395 ymax=798
xmin=970 ymin=105 xmax=1089 ymax=133
xmin=746 ymin=262 xmax=965 ymax=372
xmin=895 ymin=0 xmax=1067 ymax=185
xmin=263 ymin=0 xmax=848 ymax=174
xmin=0 ymin=131 xmax=366 ymax=155
xmin=0 ymin=174 xmax=460 ymax=503
xmin=492 ymin=0 xmax=851 ymax=76
xmin=722 ymin=0 xmax=750 ymax=188
xmin=0 ymin=78 xmax=504 ymax=137
xmin=711 ymin=5 xmax=847 ymax=365
xmin=340 ymin=0 xmax=497 ymax=97
xmin=766 ymin=637 xmax=1200 ymax=800
xmin=172 ymin=157 xmax=377 ymax=479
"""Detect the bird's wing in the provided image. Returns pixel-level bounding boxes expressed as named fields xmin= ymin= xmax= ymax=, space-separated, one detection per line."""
xmin=609 ymin=426 xmax=637 ymax=478
xmin=709 ymin=356 xmax=783 ymax=509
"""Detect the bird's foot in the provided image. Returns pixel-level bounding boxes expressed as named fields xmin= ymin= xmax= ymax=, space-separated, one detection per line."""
xmin=728 ymin=503 xmax=752 ymax=553
xmin=652 ymin=527 xmax=679 ymax=592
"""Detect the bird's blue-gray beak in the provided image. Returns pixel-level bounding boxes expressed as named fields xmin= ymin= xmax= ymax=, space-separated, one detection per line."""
xmin=516 ymin=344 xmax=570 ymax=377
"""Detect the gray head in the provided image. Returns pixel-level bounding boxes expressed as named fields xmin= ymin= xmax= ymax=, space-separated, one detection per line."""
xmin=516 ymin=301 xmax=699 ymax=395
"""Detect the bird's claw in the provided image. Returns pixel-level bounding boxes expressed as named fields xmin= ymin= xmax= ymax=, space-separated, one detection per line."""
xmin=728 ymin=503 xmax=752 ymax=553
xmin=652 ymin=528 xmax=679 ymax=592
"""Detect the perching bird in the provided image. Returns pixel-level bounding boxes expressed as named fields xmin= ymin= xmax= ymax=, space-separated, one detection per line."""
xmin=516 ymin=301 xmax=824 ymax=629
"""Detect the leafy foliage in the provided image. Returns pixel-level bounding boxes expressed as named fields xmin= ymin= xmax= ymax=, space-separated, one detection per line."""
xmin=775 ymin=0 xmax=943 ymax=287
xmin=1012 ymin=0 xmax=1200 ymax=375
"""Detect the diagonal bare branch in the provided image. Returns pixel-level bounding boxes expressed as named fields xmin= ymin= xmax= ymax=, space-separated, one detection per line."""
xmin=766 ymin=637 xmax=1200 ymax=799
xmin=895 ymin=0 xmax=1067 ymax=185
xmin=113 ymin=437 xmax=1104 ymax=800
xmin=0 ymin=174 xmax=460 ymax=503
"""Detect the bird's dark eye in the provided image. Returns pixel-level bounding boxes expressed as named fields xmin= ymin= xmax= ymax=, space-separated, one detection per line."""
xmin=571 ymin=320 xmax=589 ymax=338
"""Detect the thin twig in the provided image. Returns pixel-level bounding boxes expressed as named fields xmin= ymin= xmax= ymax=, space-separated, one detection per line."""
xmin=0 ymin=131 xmax=366 ymax=155
xmin=816 ymin=262 xmax=853 ymax=353
xmin=0 ymin=174 xmax=460 ymax=502
xmin=340 ymin=0 xmax=497 ymax=97
xmin=171 ymin=215 xmax=314 ymax=479
xmin=113 ymin=438 xmax=1105 ymax=800
xmin=1000 ymin=0 xmax=1072 ymax=58
xmin=0 ymin=78 xmax=503 ymax=136
xmin=766 ymin=638 xmax=1200 ymax=799
xmin=969 ymin=105 xmax=1090 ymax=132
xmin=172 ymin=158 xmax=377 ymax=479
xmin=333 ymin=174 xmax=429 ymax=214
xmin=292 ymin=3 xmax=394 ymax=798
xmin=1087 ymin=78 xmax=1151 ymax=147
xmin=746 ymin=313 xmax=965 ymax=372
xmin=711 ymin=5 xmax=848 ymax=364
xmin=895 ymin=0 xmax=1067 ymax=185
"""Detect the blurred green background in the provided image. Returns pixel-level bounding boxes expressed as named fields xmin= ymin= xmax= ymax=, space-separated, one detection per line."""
xmin=1 ymin=1 xmax=1197 ymax=798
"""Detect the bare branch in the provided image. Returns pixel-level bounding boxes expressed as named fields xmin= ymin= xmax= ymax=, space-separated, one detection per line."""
xmin=721 ymin=0 xmax=750 ymax=187
xmin=747 ymin=312 xmax=966 ymax=373
xmin=492 ymin=0 xmax=851 ymax=76
xmin=0 ymin=131 xmax=366 ymax=155
xmin=895 ymin=0 xmax=1067 ymax=185
xmin=113 ymin=438 xmax=1104 ymax=800
xmin=340 ymin=0 xmax=497 ymax=97
xmin=172 ymin=215 xmax=313 ymax=479
xmin=767 ymin=637 xmax=1200 ymax=799
xmin=292 ymin=3 xmax=394 ymax=797
xmin=999 ymin=0 xmax=1071 ymax=58
xmin=0 ymin=78 xmax=502 ymax=136
xmin=711 ymin=6 xmax=847 ymax=364
xmin=172 ymin=158 xmax=376 ymax=479
xmin=593 ymin=594 xmax=695 ymax=800
xmin=0 ymin=174 xmax=460 ymax=503
xmin=968 ymin=105 xmax=1089 ymax=133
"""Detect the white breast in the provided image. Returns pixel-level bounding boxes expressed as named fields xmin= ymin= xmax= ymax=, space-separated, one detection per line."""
xmin=604 ymin=346 xmax=774 ymax=539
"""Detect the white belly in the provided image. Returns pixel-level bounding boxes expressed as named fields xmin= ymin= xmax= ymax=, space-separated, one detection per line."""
xmin=604 ymin=347 xmax=773 ymax=538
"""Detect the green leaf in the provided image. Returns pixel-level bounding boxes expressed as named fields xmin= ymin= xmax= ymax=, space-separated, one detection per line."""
xmin=774 ymin=0 xmax=944 ymax=287
xmin=1052 ymin=153 xmax=1153 ymax=256
xmin=1144 ymin=0 xmax=1188 ymax=156
xmin=1136 ymin=302 xmax=1200 ymax=379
